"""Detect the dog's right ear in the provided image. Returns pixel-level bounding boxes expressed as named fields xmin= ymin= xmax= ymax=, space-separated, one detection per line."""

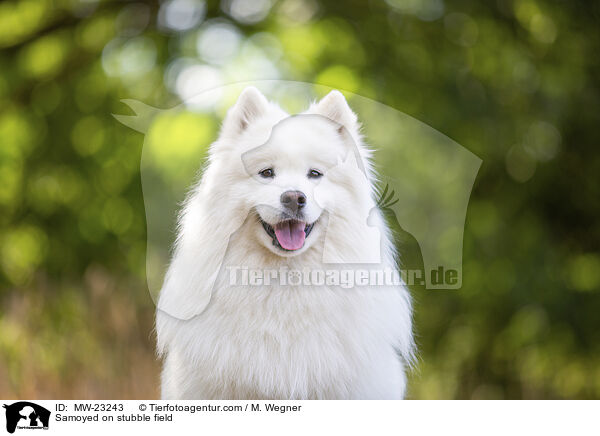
xmin=221 ymin=87 xmax=269 ymax=136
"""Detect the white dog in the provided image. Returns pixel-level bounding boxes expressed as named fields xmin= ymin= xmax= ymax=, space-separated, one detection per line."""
xmin=156 ymin=87 xmax=414 ymax=399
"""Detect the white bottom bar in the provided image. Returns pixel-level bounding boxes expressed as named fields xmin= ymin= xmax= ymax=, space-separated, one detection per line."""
xmin=1 ymin=400 xmax=595 ymax=436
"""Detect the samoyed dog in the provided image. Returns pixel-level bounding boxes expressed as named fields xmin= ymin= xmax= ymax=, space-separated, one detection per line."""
xmin=156 ymin=87 xmax=414 ymax=399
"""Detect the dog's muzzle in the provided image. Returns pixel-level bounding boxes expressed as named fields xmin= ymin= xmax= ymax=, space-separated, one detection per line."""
xmin=261 ymin=218 xmax=315 ymax=251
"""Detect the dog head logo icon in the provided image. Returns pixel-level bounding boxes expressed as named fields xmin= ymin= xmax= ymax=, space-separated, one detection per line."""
xmin=3 ymin=402 xmax=50 ymax=434
xmin=115 ymin=81 xmax=482 ymax=321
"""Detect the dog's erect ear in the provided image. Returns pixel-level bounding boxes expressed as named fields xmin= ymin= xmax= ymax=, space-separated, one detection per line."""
xmin=311 ymin=90 xmax=358 ymax=131
xmin=222 ymin=87 xmax=269 ymax=135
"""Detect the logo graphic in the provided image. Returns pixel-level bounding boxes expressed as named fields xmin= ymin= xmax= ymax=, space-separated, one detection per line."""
xmin=2 ymin=402 xmax=50 ymax=434
xmin=114 ymin=80 xmax=482 ymax=320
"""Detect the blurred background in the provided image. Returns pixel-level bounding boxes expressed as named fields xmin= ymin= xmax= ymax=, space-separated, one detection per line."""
xmin=1 ymin=0 xmax=600 ymax=399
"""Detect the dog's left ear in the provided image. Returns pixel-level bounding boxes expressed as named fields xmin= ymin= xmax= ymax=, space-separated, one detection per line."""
xmin=310 ymin=90 xmax=358 ymax=132
xmin=309 ymin=90 xmax=371 ymax=177
xmin=221 ymin=87 xmax=270 ymax=136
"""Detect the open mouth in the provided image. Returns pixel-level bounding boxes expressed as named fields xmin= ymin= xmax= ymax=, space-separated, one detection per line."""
xmin=260 ymin=218 xmax=315 ymax=251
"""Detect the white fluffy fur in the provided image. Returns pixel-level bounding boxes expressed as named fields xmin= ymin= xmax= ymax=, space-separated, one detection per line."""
xmin=156 ymin=88 xmax=414 ymax=399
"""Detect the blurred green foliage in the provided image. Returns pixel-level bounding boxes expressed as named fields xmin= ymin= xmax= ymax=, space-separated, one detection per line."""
xmin=1 ymin=0 xmax=600 ymax=399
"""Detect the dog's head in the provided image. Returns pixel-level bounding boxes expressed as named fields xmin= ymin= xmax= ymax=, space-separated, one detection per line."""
xmin=212 ymin=87 xmax=370 ymax=257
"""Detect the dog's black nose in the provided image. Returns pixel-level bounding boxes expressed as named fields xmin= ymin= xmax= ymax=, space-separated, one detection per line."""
xmin=280 ymin=190 xmax=306 ymax=211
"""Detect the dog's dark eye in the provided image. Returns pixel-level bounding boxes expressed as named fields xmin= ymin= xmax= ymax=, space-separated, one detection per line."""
xmin=308 ymin=169 xmax=323 ymax=179
xmin=259 ymin=168 xmax=275 ymax=178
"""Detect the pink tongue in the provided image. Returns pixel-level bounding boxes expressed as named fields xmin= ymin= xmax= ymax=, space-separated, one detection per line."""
xmin=274 ymin=221 xmax=306 ymax=250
